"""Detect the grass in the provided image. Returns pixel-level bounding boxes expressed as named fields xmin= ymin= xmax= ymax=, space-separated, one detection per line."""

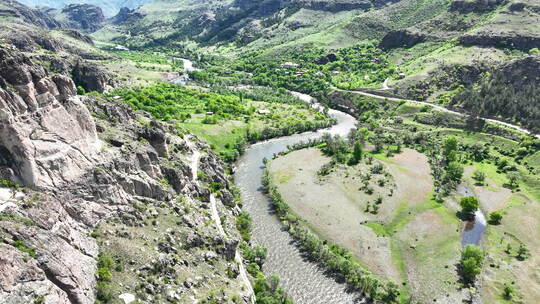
xmin=390 ymin=239 xmax=410 ymax=301
xmin=0 ymin=215 xmax=36 ymax=226
xmin=13 ymin=240 xmax=37 ymax=259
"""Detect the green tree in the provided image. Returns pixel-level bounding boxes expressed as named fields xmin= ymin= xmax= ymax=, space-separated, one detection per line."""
xmin=507 ymin=172 xmax=519 ymax=189
xmin=445 ymin=162 xmax=464 ymax=183
xmin=351 ymin=141 xmax=363 ymax=165
xmin=443 ymin=136 xmax=458 ymax=162
xmin=517 ymin=244 xmax=529 ymax=260
xmin=502 ymin=283 xmax=514 ymax=300
xmin=244 ymin=245 xmax=268 ymax=267
xmin=488 ymin=211 xmax=503 ymax=225
xmin=472 ymin=170 xmax=486 ymax=184
xmin=460 ymin=245 xmax=484 ymax=284
xmin=459 ymin=196 xmax=479 ymax=219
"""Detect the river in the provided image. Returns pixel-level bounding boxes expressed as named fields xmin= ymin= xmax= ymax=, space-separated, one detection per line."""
xmin=459 ymin=185 xmax=487 ymax=247
xmin=234 ymin=108 xmax=363 ymax=303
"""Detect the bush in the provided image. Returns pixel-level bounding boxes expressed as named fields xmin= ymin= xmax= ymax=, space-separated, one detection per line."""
xmin=0 ymin=178 xmax=20 ymax=189
xmin=459 ymin=196 xmax=479 ymax=220
xmin=243 ymin=245 xmax=267 ymax=268
xmin=95 ymin=253 xmax=115 ymax=302
xmin=460 ymin=245 xmax=484 ymax=285
xmin=488 ymin=211 xmax=503 ymax=225
xmin=472 ymin=170 xmax=486 ymax=184
xmin=76 ymin=85 xmax=86 ymax=95
xmin=445 ymin=162 xmax=464 ymax=183
xmin=502 ymin=283 xmax=514 ymax=300
xmin=13 ymin=240 xmax=37 ymax=258
xmin=236 ymin=212 xmax=253 ymax=242
xmin=96 ymin=281 xmax=113 ymax=302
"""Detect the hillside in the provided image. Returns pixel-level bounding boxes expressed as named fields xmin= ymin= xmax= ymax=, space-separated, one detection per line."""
xmin=1 ymin=0 xmax=539 ymax=304
xmin=94 ymin=0 xmax=539 ymax=132
xmin=16 ymin=0 xmax=151 ymax=17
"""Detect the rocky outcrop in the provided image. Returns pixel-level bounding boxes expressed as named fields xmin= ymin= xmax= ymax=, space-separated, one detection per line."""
xmin=111 ymin=7 xmax=145 ymax=25
xmin=299 ymin=0 xmax=372 ymax=12
xmin=72 ymin=61 xmax=116 ymax=93
xmin=61 ymin=29 xmax=94 ymax=46
xmin=379 ymin=29 xmax=427 ymax=49
xmin=0 ymin=25 xmax=63 ymax=52
xmin=459 ymin=30 xmax=540 ymax=51
xmin=0 ymin=46 xmax=100 ymax=188
xmin=58 ymin=4 xmax=105 ymax=32
xmin=499 ymin=55 xmax=540 ymax=87
xmin=450 ymin=0 xmax=508 ymax=13
xmin=0 ymin=43 xmax=248 ymax=304
xmin=0 ymin=1 xmax=59 ymax=29
xmin=315 ymin=53 xmax=338 ymax=65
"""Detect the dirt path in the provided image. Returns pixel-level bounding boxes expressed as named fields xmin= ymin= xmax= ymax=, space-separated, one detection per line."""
xmin=189 ymin=140 xmax=255 ymax=303
xmin=333 ymin=87 xmax=540 ymax=139
xmin=381 ymin=78 xmax=390 ymax=90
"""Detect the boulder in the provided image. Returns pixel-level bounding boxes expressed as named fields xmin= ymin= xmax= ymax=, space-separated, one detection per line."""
xmin=379 ymin=29 xmax=426 ymax=49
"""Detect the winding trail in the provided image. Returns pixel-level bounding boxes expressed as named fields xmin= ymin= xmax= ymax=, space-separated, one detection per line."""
xmin=189 ymin=141 xmax=255 ymax=303
xmin=381 ymin=78 xmax=390 ymax=90
xmin=334 ymin=87 xmax=540 ymax=139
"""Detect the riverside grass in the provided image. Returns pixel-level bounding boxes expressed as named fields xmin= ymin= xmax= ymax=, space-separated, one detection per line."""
xmin=261 ymin=164 xmax=401 ymax=303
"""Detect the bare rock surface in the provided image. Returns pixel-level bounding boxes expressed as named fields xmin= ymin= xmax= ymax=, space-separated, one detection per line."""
xmin=0 ymin=43 xmax=247 ymax=304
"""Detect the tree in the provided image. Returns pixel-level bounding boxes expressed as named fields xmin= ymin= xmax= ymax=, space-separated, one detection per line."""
xmin=245 ymin=245 xmax=268 ymax=267
xmin=488 ymin=211 xmax=503 ymax=225
xmin=443 ymin=136 xmax=458 ymax=162
xmin=460 ymin=245 xmax=484 ymax=284
xmin=517 ymin=244 xmax=529 ymax=261
xmin=351 ymin=141 xmax=363 ymax=165
xmin=505 ymin=243 xmax=512 ymax=254
xmin=472 ymin=170 xmax=486 ymax=184
xmin=459 ymin=196 xmax=479 ymax=220
xmin=507 ymin=172 xmax=519 ymax=189
xmin=502 ymin=284 xmax=514 ymax=300
xmin=445 ymin=162 xmax=464 ymax=183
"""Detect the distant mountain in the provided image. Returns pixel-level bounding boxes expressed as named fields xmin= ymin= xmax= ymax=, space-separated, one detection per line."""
xmin=16 ymin=0 xmax=152 ymax=17
xmin=40 ymin=3 xmax=106 ymax=32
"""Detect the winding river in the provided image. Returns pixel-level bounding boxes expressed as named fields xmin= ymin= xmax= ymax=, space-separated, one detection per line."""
xmin=175 ymin=60 xmax=498 ymax=302
xmin=234 ymin=106 xmax=362 ymax=303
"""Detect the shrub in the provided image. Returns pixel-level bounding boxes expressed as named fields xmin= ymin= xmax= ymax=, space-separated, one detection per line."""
xmin=13 ymin=240 xmax=37 ymax=258
xmin=460 ymin=245 xmax=484 ymax=284
xmin=459 ymin=196 xmax=479 ymax=220
xmin=96 ymin=281 xmax=113 ymax=302
xmin=472 ymin=170 xmax=486 ymax=184
xmin=502 ymin=283 xmax=514 ymax=300
xmin=0 ymin=178 xmax=20 ymax=189
xmin=236 ymin=211 xmax=252 ymax=242
xmin=488 ymin=211 xmax=503 ymax=225
xmin=76 ymin=85 xmax=86 ymax=95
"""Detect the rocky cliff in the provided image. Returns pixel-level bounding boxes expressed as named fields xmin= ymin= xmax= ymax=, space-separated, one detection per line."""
xmin=0 ymin=0 xmax=60 ymax=29
xmin=0 ymin=44 xmax=252 ymax=304
xmin=41 ymin=4 xmax=105 ymax=32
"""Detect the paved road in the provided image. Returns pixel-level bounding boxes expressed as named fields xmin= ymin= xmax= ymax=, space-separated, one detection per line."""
xmin=334 ymin=87 xmax=539 ymax=139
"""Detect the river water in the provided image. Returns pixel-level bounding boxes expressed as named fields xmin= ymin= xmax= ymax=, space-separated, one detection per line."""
xmin=234 ymin=109 xmax=364 ymax=303
xmin=459 ymin=185 xmax=487 ymax=247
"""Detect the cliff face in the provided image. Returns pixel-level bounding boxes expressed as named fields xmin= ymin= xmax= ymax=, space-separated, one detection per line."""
xmin=0 ymin=46 xmax=100 ymax=188
xmin=40 ymin=4 xmax=105 ymax=32
xmin=0 ymin=45 xmax=251 ymax=304
xmin=0 ymin=0 xmax=60 ymax=29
